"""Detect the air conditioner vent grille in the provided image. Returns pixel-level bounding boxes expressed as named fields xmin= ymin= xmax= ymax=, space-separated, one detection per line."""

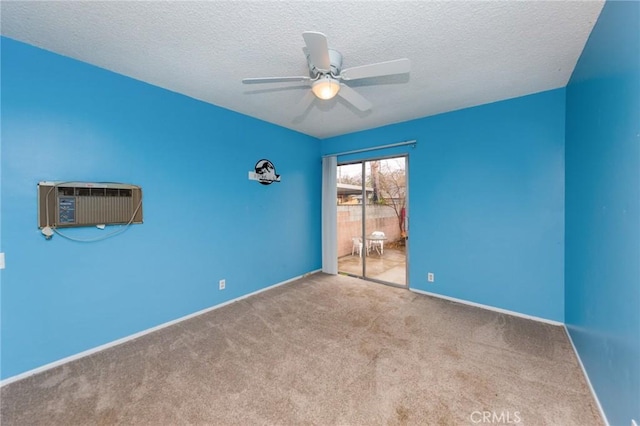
xmin=38 ymin=181 xmax=143 ymax=228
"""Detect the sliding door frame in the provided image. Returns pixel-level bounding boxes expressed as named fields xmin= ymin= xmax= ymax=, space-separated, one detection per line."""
xmin=337 ymin=154 xmax=409 ymax=288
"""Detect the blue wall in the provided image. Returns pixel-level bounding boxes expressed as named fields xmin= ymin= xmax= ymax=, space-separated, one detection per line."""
xmin=0 ymin=38 xmax=322 ymax=379
xmin=565 ymin=1 xmax=640 ymax=425
xmin=323 ymin=89 xmax=566 ymax=322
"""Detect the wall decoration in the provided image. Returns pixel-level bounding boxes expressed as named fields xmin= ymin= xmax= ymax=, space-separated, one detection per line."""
xmin=248 ymin=159 xmax=281 ymax=185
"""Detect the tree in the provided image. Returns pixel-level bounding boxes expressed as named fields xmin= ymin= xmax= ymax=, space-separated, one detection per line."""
xmin=370 ymin=160 xmax=380 ymax=203
xmin=372 ymin=159 xmax=407 ymax=238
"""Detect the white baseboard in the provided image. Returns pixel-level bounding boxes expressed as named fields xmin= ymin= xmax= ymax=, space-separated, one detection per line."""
xmin=409 ymin=288 xmax=564 ymax=326
xmin=564 ymin=325 xmax=610 ymax=426
xmin=0 ymin=269 xmax=321 ymax=387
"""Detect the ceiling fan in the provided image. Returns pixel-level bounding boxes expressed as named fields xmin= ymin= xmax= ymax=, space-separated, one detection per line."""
xmin=242 ymin=31 xmax=411 ymax=112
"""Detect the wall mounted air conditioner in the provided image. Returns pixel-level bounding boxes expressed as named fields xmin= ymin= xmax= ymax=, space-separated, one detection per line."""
xmin=38 ymin=181 xmax=143 ymax=229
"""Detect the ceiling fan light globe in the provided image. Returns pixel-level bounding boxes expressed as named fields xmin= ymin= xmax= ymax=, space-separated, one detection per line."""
xmin=312 ymin=77 xmax=340 ymax=100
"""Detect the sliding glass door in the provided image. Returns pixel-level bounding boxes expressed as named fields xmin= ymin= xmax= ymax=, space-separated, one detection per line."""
xmin=336 ymin=156 xmax=408 ymax=287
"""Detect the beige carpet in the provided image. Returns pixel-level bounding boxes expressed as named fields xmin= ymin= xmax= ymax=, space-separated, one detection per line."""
xmin=1 ymin=273 xmax=602 ymax=425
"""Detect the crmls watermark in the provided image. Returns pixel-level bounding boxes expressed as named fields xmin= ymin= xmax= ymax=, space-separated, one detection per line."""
xmin=470 ymin=410 xmax=522 ymax=424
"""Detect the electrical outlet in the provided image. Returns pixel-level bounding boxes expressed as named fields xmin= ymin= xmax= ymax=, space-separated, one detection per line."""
xmin=427 ymin=272 xmax=435 ymax=282
xmin=219 ymin=279 xmax=226 ymax=290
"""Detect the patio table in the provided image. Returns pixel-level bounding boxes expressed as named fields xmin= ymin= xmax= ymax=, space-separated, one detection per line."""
xmin=366 ymin=234 xmax=387 ymax=255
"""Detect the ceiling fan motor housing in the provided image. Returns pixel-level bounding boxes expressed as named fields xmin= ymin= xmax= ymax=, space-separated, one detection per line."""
xmin=307 ymin=49 xmax=343 ymax=78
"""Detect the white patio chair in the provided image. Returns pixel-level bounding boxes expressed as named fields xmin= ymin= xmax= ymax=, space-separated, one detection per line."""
xmin=351 ymin=237 xmax=363 ymax=257
xmin=367 ymin=231 xmax=385 ymax=255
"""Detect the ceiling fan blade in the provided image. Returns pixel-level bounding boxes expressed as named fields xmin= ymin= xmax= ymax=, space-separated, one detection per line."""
xmin=292 ymin=91 xmax=316 ymax=124
xmin=302 ymin=31 xmax=331 ymax=71
xmin=341 ymin=58 xmax=411 ymax=81
xmin=242 ymin=76 xmax=311 ymax=84
xmin=338 ymin=84 xmax=372 ymax=111
xmin=297 ymin=90 xmax=316 ymax=109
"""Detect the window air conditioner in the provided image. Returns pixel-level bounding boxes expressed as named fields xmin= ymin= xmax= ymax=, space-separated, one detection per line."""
xmin=37 ymin=181 xmax=143 ymax=229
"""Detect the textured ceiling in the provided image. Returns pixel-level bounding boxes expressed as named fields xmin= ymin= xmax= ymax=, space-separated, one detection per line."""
xmin=1 ymin=1 xmax=604 ymax=139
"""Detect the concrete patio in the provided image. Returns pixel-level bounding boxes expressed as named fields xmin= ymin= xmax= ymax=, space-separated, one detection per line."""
xmin=338 ymin=246 xmax=407 ymax=286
